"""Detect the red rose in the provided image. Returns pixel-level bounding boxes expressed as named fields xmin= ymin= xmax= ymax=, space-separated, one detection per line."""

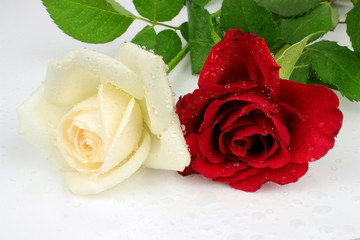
xmin=176 ymin=30 xmax=343 ymax=192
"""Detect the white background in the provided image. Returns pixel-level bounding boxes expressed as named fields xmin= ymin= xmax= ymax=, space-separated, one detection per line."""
xmin=1 ymin=0 xmax=360 ymax=239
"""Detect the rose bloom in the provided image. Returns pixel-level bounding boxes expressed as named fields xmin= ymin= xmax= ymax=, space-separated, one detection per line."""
xmin=18 ymin=43 xmax=190 ymax=194
xmin=176 ymin=30 xmax=343 ymax=192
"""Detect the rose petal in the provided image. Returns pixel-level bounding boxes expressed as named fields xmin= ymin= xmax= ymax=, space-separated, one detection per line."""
xmin=17 ymin=85 xmax=71 ymax=170
xmin=97 ymin=84 xmax=132 ymax=142
xmin=198 ymin=30 xmax=280 ymax=98
xmin=144 ymin=115 xmax=190 ymax=171
xmin=99 ymin=97 xmax=143 ymax=174
xmin=63 ymin=130 xmax=151 ymax=195
xmin=225 ymin=163 xmax=309 ymax=192
xmin=57 ymin=95 xmax=104 ymax=172
xmin=176 ymin=85 xmax=249 ymax=137
xmin=116 ymin=43 xmax=174 ymax=135
xmin=44 ymin=47 xmax=143 ymax=106
xmin=198 ymin=126 xmax=224 ymax=163
xmin=214 ymin=166 xmax=262 ymax=184
xmin=192 ymin=154 xmax=247 ymax=179
xmin=200 ymin=90 xmax=279 ymax=132
xmin=279 ymin=80 xmax=343 ymax=163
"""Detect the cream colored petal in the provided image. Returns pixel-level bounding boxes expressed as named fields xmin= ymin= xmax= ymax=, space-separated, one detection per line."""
xmin=99 ymin=97 xmax=143 ymax=174
xmin=63 ymin=130 xmax=151 ymax=195
xmin=116 ymin=43 xmax=174 ymax=135
xmin=17 ymin=84 xmax=72 ymax=170
xmin=144 ymin=115 xmax=190 ymax=171
xmin=44 ymin=48 xmax=144 ymax=106
xmin=56 ymin=95 xmax=104 ymax=172
xmin=98 ymin=83 xmax=132 ymax=142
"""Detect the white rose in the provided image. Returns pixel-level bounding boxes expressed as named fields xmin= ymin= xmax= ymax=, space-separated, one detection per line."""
xmin=18 ymin=43 xmax=190 ymax=195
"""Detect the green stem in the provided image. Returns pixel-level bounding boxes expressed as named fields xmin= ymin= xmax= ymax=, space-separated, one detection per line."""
xmin=167 ymin=43 xmax=190 ymax=74
xmin=135 ymin=17 xmax=180 ymax=30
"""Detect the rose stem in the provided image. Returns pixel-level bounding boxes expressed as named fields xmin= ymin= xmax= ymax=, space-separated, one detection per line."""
xmin=166 ymin=43 xmax=190 ymax=74
xmin=134 ymin=17 xmax=180 ymax=30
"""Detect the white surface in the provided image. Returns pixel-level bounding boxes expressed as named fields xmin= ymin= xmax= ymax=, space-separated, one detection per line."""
xmin=1 ymin=1 xmax=359 ymax=239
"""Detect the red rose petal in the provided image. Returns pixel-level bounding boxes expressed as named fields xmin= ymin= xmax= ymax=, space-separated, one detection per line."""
xmin=176 ymin=85 xmax=248 ymax=137
xmin=198 ymin=127 xmax=225 ymax=163
xmin=215 ymin=162 xmax=308 ymax=192
xmin=214 ymin=166 xmax=262 ymax=184
xmin=192 ymin=154 xmax=247 ymax=178
xmin=199 ymin=30 xmax=281 ymax=98
xmin=278 ymin=80 xmax=343 ymax=163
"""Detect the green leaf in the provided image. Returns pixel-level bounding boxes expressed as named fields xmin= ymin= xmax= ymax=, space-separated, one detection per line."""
xmin=299 ymin=41 xmax=360 ymax=101
xmin=133 ymin=0 xmax=183 ymax=21
xmin=131 ymin=26 xmax=157 ymax=50
xmin=210 ymin=15 xmax=223 ymax=44
xmin=346 ymin=1 xmax=360 ymax=52
xmin=194 ymin=0 xmax=211 ymax=6
xmin=289 ymin=63 xmax=311 ymax=84
xmin=275 ymin=32 xmax=322 ymax=79
xmin=154 ymin=30 xmax=182 ymax=64
xmin=180 ymin=22 xmax=189 ymax=42
xmin=279 ymin=3 xmax=338 ymax=44
xmin=187 ymin=0 xmax=215 ymax=73
xmin=255 ymin=0 xmax=320 ymax=17
xmin=220 ymin=0 xmax=282 ymax=48
xmin=41 ymin=0 xmax=134 ymax=43
xmin=352 ymin=0 xmax=358 ymax=5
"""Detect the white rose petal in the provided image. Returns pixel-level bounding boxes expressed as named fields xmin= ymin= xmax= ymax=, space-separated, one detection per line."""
xmin=63 ymin=130 xmax=151 ymax=195
xmin=44 ymin=48 xmax=144 ymax=106
xmin=98 ymin=84 xmax=131 ymax=142
xmin=144 ymin=115 xmax=190 ymax=171
xmin=57 ymin=94 xmax=103 ymax=172
xmin=18 ymin=85 xmax=71 ymax=170
xmin=99 ymin=96 xmax=143 ymax=174
xmin=18 ymin=42 xmax=191 ymax=195
xmin=116 ymin=43 xmax=174 ymax=135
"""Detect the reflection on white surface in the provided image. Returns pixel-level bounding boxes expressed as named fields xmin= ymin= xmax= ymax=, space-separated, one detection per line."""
xmin=0 ymin=0 xmax=359 ymax=239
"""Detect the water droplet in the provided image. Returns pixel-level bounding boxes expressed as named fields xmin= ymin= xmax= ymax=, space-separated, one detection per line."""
xmin=56 ymin=64 xmax=63 ymax=69
xmin=250 ymin=234 xmax=264 ymax=240
xmin=290 ymin=219 xmax=305 ymax=228
xmin=352 ymin=195 xmax=360 ymax=203
xmin=312 ymin=205 xmax=332 ymax=215
xmin=251 ymin=211 xmax=265 ymax=220
xmin=292 ymin=199 xmax=303 ymax=205
xmin=319 ymin=225 xmax=335 ymax=234
xmin=330 ymin=176 xmax=337 ymax=181
xmin=181 ymin=124 xmax=186 ymax=131
xmin=318 ymin=122 xmax=326 ymax=128
xmin=339 ymin=186 xmax=348 ymax=192
xmin=281 ymin=191 xmax=289 ymax=196
xmin=72 ymin=202 xmax=81 ymax=208
xmin=309 ymin=157 xmax=316 ymax=162
xmin=151 ymin=105 xmax=158 ymax=116
xmin=344 ymin=224 xmax=356 ymax=233
xmin=199 ymin=224 xmax=213 ymax=232
xmin=171 ymin=133 xmax=178 ymax=138
xmin=202 ymin=71 xmax=210 ymax=79
xmin=150 ymin=73 xmax=156 ymax=79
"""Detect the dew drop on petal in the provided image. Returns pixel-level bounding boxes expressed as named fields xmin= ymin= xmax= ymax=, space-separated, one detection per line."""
xmin=318 ymin=122 xmax=326 ymax=128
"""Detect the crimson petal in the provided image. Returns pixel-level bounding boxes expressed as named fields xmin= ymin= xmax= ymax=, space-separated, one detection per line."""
xmin=199 ymin=30 xmax=281 ymax=98
xmin=279 ymin=80 xmax=343 ymax=163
